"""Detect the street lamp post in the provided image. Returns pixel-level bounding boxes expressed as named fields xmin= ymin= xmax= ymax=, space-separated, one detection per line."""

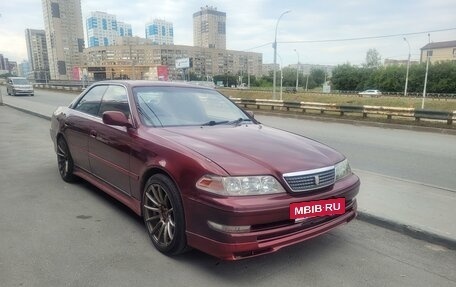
xmin=273 ymin=10 xmax=291 ymax=100
xmin=403 ymin=37 xmax=411 ymax=97
xmin=277 ymin=53 xmax=284 ymax=100
xmin=305 ymin=72 xmax=309 ymax=91
xmin=294 ymin=49 xmax=299 ymax=91
xmin=422 ymin=33 xmax=431 ymax=109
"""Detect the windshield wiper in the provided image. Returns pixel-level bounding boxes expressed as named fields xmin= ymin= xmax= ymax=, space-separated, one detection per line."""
xmin=201 ymin=118 xmax=252 ymax=126
xmin=226 ymin=118 xmax=251 ymax=126
xmin=201 ymin=120 xmax=229 ymax=126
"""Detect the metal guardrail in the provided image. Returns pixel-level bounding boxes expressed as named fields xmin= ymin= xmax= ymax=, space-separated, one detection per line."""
xmin=219 ymin=88 xmax=456 ymax=99
xmin=230 ymin=98 xmax=456 ymax=125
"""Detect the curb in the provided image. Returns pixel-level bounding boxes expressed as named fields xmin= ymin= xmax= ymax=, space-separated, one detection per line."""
xmin=3 ymin=103 xmax=51 ymax=121
xmin=357 ymin=211 xmax=456 ymax=250
xmin=2 ymin=103 xmax=455 ymax=250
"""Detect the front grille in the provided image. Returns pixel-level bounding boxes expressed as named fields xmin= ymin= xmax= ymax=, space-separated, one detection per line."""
xmin=283 ymin=166 xmax=335 ymax=192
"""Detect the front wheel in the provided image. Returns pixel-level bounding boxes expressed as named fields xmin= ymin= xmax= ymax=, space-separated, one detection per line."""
xmin=143 ymin=174 xmax=187 ymax=256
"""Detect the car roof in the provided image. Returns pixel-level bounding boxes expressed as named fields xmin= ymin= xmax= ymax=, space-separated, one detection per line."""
xmin=92 ymin=80 xmax=214 ymax=90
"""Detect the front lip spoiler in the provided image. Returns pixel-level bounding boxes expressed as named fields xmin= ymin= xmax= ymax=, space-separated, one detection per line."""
xmin=186 ymin=201 xmax=357 ymax=260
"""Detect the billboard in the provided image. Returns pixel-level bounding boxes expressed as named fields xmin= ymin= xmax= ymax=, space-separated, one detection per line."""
xmin=157 ymin=65 xmax=169 ymax=81
xmin=175 ymin=58 xmax=190 ymax=69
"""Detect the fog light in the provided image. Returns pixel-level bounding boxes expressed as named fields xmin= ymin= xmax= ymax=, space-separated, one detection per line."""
xmin=207 ymin=221 xmax=251 ymax=233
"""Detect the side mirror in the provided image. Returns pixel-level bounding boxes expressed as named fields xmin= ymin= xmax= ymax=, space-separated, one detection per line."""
xmin=102 ymin=111 xmax=132 ymax=128
xmin=246 ymin=110 xmax=255 ymax=119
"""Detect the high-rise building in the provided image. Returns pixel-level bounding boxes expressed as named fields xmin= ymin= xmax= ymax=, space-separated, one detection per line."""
xmin=18 ymin=61 xmax=31 ymax=77
xmin=86 ymin=11 xmax=132 ymax=47
xmin=193 ymin=6 xmax=226 ymax=49
xmin=25 ymin=29 xmax=50 ymax=81
xmin=117 ymin=21 xmax=133 ymax=37
xmin=145 ymin=19 xmax=174 ymax=45
xmin=0 ymin=54 xmax=6 ymax=71
xmin=8 ymin=61 xmax=18 ymax=76
xmin=42 ymin=0 xmax=85 ymax=80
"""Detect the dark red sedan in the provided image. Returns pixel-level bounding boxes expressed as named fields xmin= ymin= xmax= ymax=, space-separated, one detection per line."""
xmin=50 ymin=80 xmax=359 ymax=260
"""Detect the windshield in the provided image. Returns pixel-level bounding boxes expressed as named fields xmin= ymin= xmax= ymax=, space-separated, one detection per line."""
xmin=133 ymin=86 xmax=250 ymax=127
xmin=12 ymin=78 xmax=30 ymax=85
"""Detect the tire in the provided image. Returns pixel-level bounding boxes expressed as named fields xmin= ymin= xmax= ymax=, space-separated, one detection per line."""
xmin=56 ymin=137 xmax=77 ymax=182
xmin=142 ymin=174 xmax=188 ymax=256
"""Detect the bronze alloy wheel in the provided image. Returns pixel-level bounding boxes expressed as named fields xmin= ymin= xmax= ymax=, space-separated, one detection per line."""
xmin=143 ymin=174 xmax=187 ymax=255
xmin=144 ymin=183 xmax=176 ymax=246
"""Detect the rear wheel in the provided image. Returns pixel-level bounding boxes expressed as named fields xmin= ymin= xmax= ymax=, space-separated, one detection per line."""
xmin=143 ymin=174 xmax=187 ymax=255
xmin=56 ymin=137 xmax=77 ymax=182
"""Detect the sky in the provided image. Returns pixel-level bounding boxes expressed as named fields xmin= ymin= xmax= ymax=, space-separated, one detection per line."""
xmin=0 ymin=0 xmax=455 ymax=67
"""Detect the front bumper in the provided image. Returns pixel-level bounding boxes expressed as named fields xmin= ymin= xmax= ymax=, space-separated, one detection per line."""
xmin=12 ymin=89 xmax=34 ymax=95
xmin=184 ymin=174 xmax=360 ymax=260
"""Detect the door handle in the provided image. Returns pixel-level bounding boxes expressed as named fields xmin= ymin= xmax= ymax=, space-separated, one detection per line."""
xmin=90 ymin=130 xmax=97 ymax=138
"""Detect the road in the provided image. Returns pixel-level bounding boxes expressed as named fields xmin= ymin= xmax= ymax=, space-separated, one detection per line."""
xmin=1 ymin=106 xmax=455 ymax=286
xmin=3 ymin=87 xmax=456 ymax=190
xmin=255 ymin=115 xmax=456 ymax=191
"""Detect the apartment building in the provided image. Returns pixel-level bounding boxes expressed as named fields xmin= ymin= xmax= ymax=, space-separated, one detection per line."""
xmin=82 ymin=37 xmax=262 ymax=81
xmin=193 ymin=6 xmax=226 ymax=49
xmin=25 ymin=29 xmax=50 ymax=81
xmin=145 ymin=19 xmax=174 ymax=45
xmin=420 ymin=40 xmax=456 ymax=64
xmin=86 ymin=11 xmax=133 ymax=47
xmin=42 ymin=0 xmax=85 ymax=80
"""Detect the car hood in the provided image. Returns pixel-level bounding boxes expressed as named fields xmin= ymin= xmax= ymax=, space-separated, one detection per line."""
xmin=157 ymin=124 xmax=344 ymax=176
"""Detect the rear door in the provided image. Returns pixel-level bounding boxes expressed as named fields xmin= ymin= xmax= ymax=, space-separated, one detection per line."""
xmin=66 ymin=85 xmax=108 ymax=172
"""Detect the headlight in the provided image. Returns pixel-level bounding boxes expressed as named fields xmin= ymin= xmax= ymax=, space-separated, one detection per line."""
xmin=335 ymin=159 xmax=352 ymax=180
xmin=196 ymin=175 xmax=286 ymax=196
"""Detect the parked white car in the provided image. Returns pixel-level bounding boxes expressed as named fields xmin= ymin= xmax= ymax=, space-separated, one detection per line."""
xmin=358 ymin=89 xmax=382 ymax=97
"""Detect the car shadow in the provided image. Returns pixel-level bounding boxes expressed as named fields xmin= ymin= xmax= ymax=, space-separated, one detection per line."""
xmin=71 ymin=174 xmax=353 ymax=284
xmin=168 ymin=227 xmax=352 ymax=284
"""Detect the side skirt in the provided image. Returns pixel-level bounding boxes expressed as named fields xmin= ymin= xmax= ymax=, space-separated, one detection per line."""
xmin=74 ymin=167 xmax=142 ymax=216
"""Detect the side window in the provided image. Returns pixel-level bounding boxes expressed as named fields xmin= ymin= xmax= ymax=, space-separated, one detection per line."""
xmin=98 ymin=85 xmax=130 ymax=118
xmin=74 ymin=85 xmax=107 ymax=116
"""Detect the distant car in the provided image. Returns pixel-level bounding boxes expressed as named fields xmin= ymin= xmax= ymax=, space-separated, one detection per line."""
xmin=6 ymin=77 xmax=34 ymax=96
xmin=358 ymin=89 xmax=381 ymax=97
xmin=50 ymin=80 xmax=359 ymax=260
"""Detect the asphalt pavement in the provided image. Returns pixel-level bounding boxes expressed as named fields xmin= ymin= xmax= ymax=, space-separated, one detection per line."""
xmin=1 ymin=87 xmax=456 ymax=250
xmin=1 ymin=105 xmax=455 ymax=287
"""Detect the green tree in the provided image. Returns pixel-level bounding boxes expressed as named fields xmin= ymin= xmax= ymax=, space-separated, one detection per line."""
xmin=310 ymin=68 xmax=326 ymax=86
xmin=213 ymin=74 xmax=237 ymax=87
xmin=427 ymin=61 xmax=456 ymax=93
xmin=331 ymin=64 xmax=362 ymax=90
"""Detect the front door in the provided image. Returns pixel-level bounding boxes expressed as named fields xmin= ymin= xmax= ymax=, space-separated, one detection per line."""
xmin=88 ymin=85 xmax=133 ymax=196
